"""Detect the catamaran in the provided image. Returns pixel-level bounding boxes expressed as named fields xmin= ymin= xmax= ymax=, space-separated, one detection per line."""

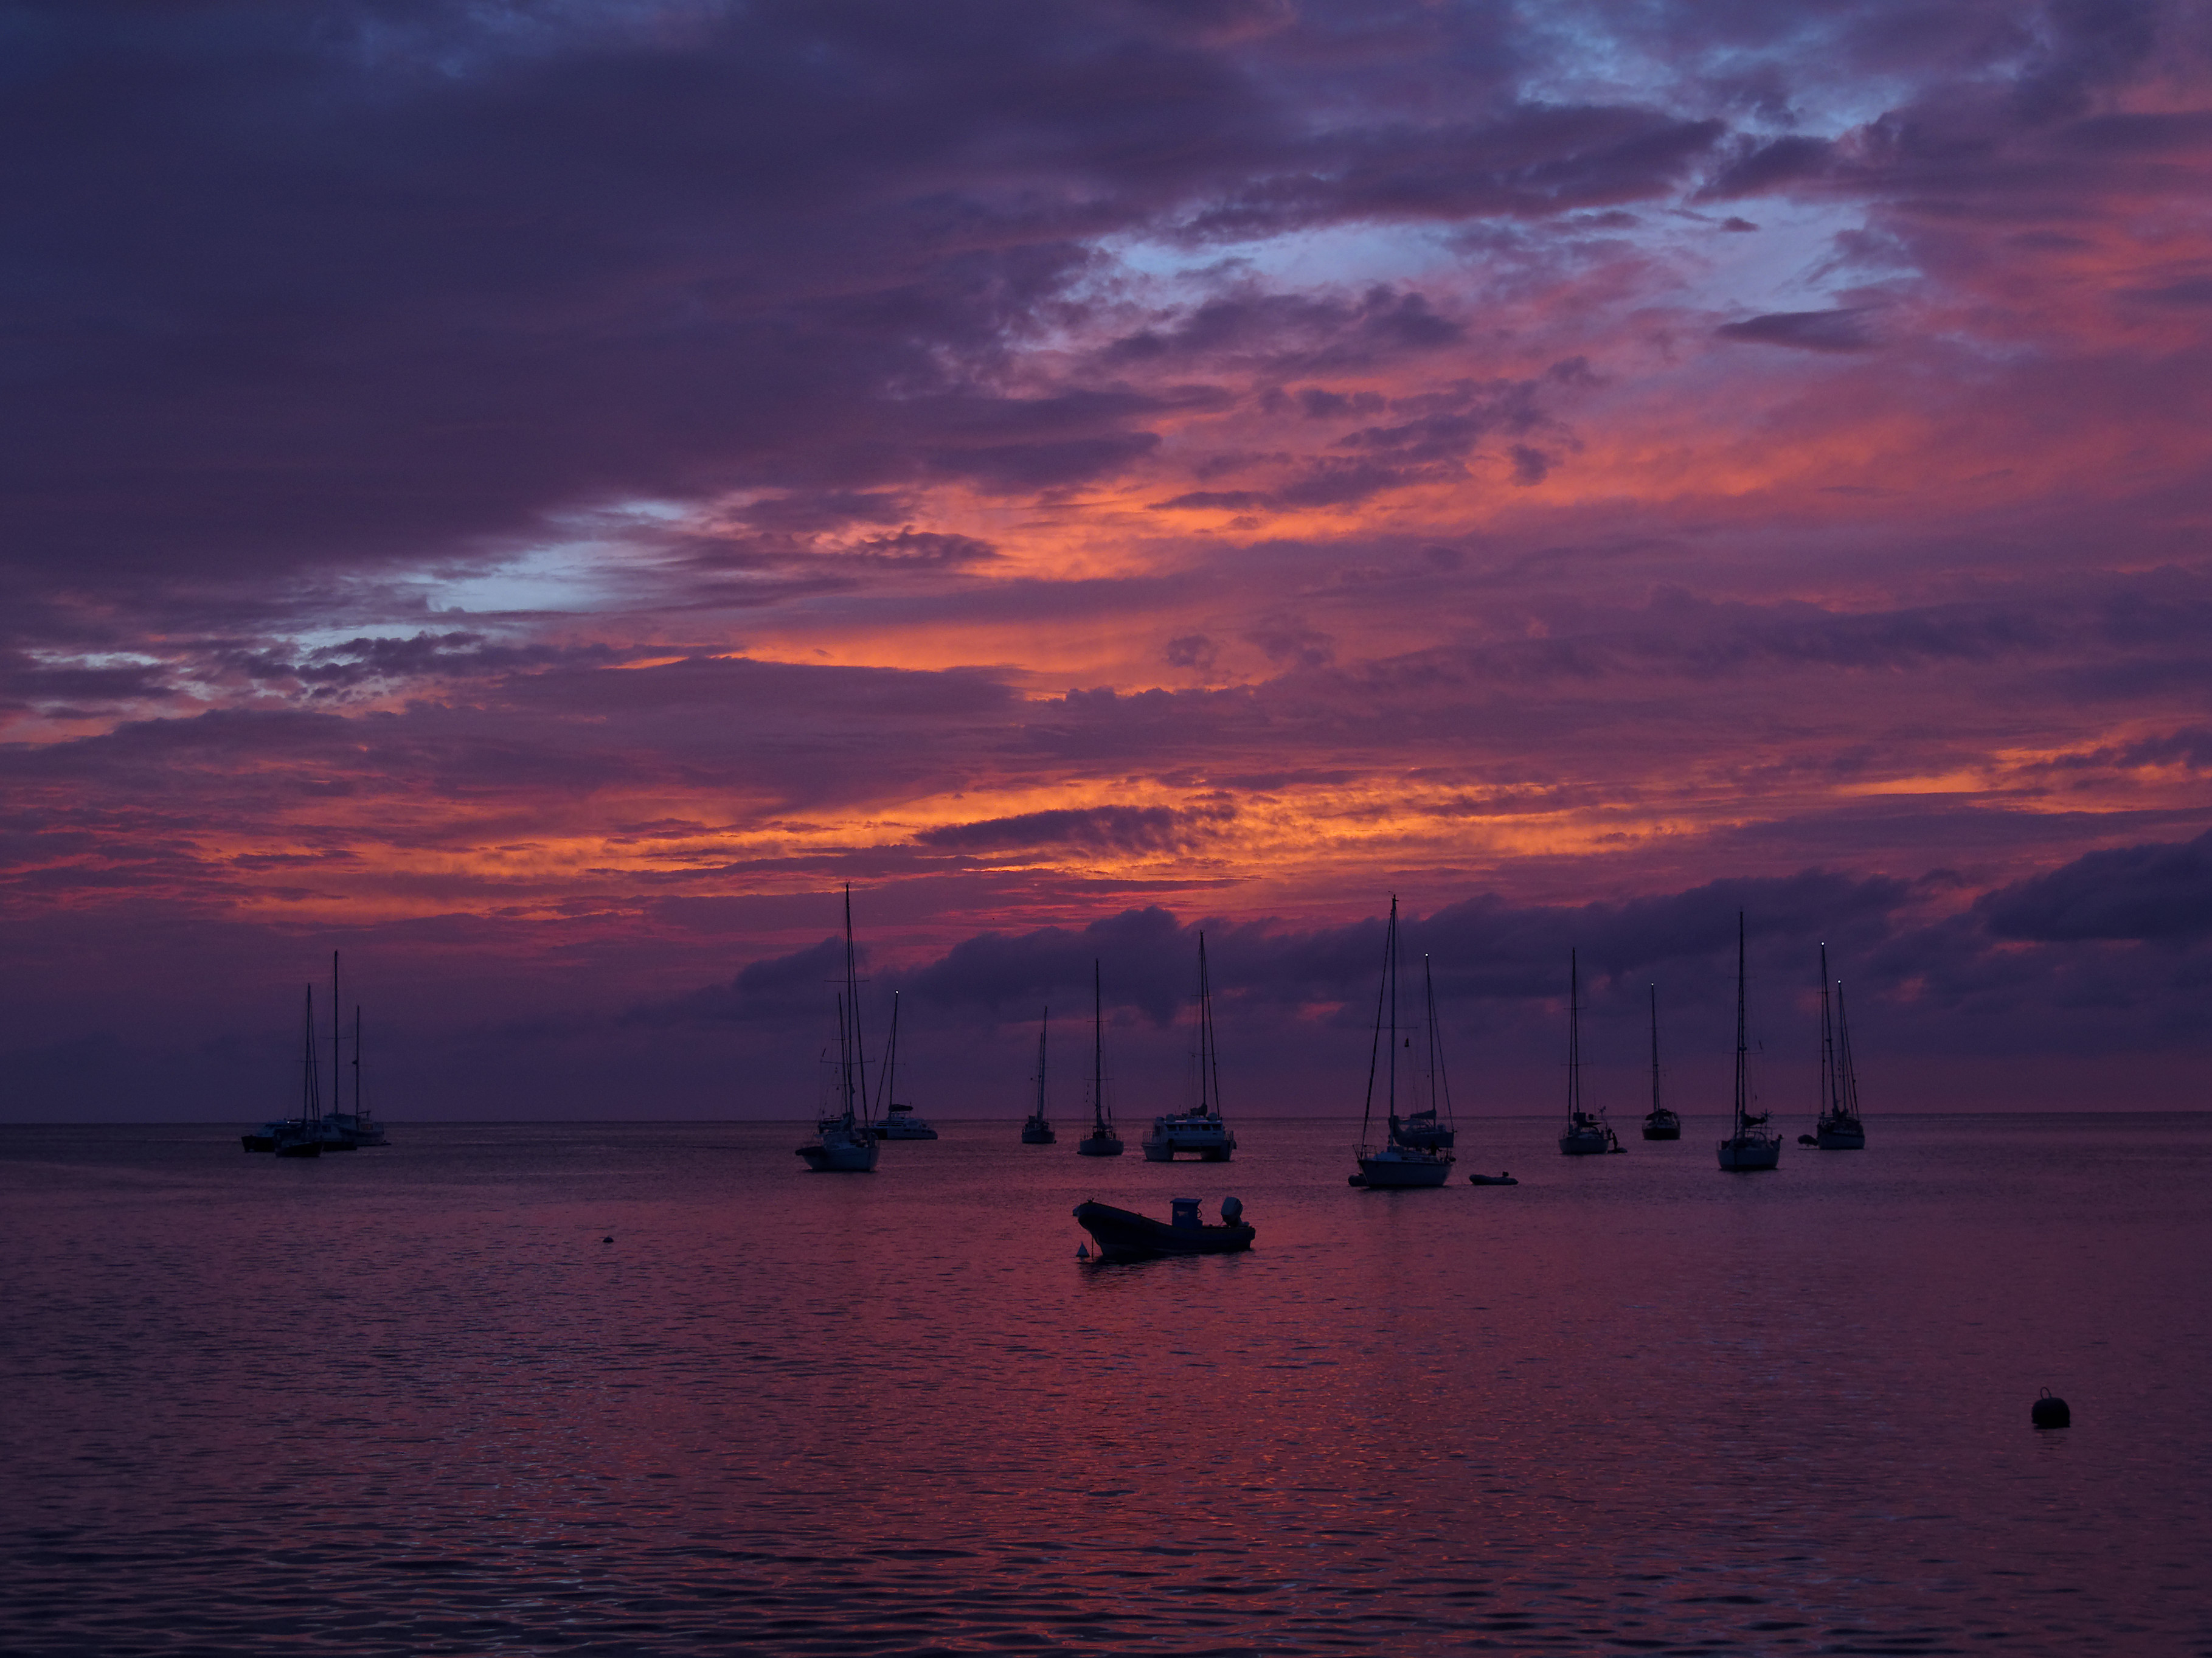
xmin=871 ymin=991 xmax=938 ymax=1139
xmin=1075 ymin=962 xmax=1123 ymax=1157
xmin=1815 ymin=947 xmax=1867 ymax=1149
xmin=1350 ymin=897 xmax=1454 ymax=1187
xmin=1141 ymin=934 xmax=1236 ymax=1162
xmin=1558 ymin=949 xmax=1620 ymax=1155
xmin=1021 ymin=1007 xmax=1056 ymax=1143
xmin=1718 ymin=912 xmax=1781 ymax=1171
xmin=1641 ymin=983 xmax=1680 ymax=1140
xmin=797 ymin=886 xmax=882 ymax=1172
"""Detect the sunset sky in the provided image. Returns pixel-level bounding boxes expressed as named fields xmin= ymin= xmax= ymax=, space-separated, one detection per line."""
xmin=5 ymin=0 xmax=2210 ymax=1122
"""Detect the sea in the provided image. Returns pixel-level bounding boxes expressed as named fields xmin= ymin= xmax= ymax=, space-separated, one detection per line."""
xmin=2 ymin=1114 xmax=2208 ymax=1657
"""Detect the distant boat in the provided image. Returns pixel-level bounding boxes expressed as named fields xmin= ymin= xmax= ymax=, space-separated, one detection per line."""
xmin=267 ymin=985 xmax=324 ymax=1157
xmin=797 ymin=886 xmax=882 ymax=1173
xmin=317 ymin=951 xmax=387 ymax=1150
xmin=1640 ymin=983 xmax=1680 ymax=1140
xmin=1075 ymin=962 xmax=1123 ymax=1157
xmin=1142 ymin=934 xmax=1236 ymax=1162
xmin=871 ymin=992 xmax=938 ymax=1139
xmin=1073 ymin=1196 xmax=1252 ymax=1259
xmin=1718 ymin=912 xmax=1781 ymax=1171
xmin=1021 ymin=1007 xmax=1056 ymax=1143
xmin=1814 ymin=946 xmax=1867 ymax=1150
xmin=1350 ymin=897 xmax=1453 ymax=1188
xmin=1558 ymin=949 xmax=1621 ymax=1156
xmin=1467 ymin=1171 xmax=1519 ymax=1186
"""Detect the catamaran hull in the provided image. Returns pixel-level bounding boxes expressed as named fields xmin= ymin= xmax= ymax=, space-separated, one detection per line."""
xmin=1354 ymin=1154 xmax=1452 ymax=1188
xmin=1142 ymin=1139 xmax=1232 ymax=1162
xmin=1717 ymin=1134 xmax=1781 ymax=1171
xmin=1076 ymin=1134 xmax=1123 ymax=1156
xmin=1073 ymin=1200 xmax=1253 ymax=1259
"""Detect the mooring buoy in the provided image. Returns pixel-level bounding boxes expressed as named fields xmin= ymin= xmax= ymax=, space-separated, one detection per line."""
xmin=2031 ymin=1389 xmax=2070 ymax=1429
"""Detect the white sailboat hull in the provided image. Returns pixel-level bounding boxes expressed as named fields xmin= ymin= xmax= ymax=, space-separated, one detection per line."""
xmin=797 ymin=1123 xmax=880 ymax=1171
xmin=1717 ymin=1133 xmax=1781 ymax=1171
xmin=1356 ymin=1148 xmax=1453 ymax=1188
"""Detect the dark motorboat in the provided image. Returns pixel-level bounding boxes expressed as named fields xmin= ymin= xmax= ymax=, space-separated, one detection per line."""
xmin=1075 ymin=962 xmax=1124 ymax=1157
xmin=1467 ymin=1171 xmax=1518 ymax=1185
xmin=1021 ymin=1007 xmax=1056 ymax=1143
xmin=1073 ymin=1196 xmax=1252 ymax=1259
xmin=1641 ymin=983 xmax=1680 ymax=1140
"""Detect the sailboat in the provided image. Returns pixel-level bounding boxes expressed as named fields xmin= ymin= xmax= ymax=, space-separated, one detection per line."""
xmin=1717 ymin=912 xmax=1781 ymax=1171
xmin=328 ymin=1001 xmax=389 ymax=1147
xmin=872 ymin=991 xmax=938 ymax=1139
xmin=1558 ymin=949 xmax=1620 ymax=1155
xmin=1075 ymin=962 xmax=1123 ymax=1157
xmin=311 ymin=951 xmax=362 ymax=1150
xmin=1022 ymin=1008 xmax=1056 ymax=1143
xmin=1142 ymin=934 xmax=1236 ymax=1162
xmin=273 ymin=986 xmax=325 ymax=1157
xmin=797 ymin=886 xmax=882 ymax=1172
xmin=1640 ymin=984 xmax=1680 ymax=1140
xmin=1350 ymin=897 xmax=1454 ymax=1187
xmin=1815 ymin=952 xmax=1868 ymax=1149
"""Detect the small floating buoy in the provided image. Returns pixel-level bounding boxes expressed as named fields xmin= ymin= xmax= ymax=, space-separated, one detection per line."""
xmin=1077 ymin=1243 xmax=1089 ymax=1258
xmin=2031 ymin=1389 xmax=2070 ymax=1429
xmin=1347 ymin=1173 xmax=1367 ymax=1187
xmin=1798 ymin=1134 xmax=1817 ymax=1146
xmin=602 ymin=1236 xmax=614 ymax=1244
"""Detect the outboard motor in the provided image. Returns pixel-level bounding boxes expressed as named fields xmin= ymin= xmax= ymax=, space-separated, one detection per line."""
xmin=1219 ymin=1196 xmax=1243 ymax=1225
xmin=1171 ymin=1198 xmax=1202 ymax=1228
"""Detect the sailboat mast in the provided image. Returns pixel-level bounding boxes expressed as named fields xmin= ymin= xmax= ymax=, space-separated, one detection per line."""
xmin=1424 ymin=954 xmax=1444 ymax=1125
xmin=837 ymin=992 xmax=852 ymax=1123
xmin=332 ymin=950 xmax=341 ymax=1122
xmin=303 ymin=984 xmax=321 ymax=1124
xmin=1733 ymin=912 xmax=1749 ymax=1134
xmin=1196 ymin=933 xmax=1223 ymax=1116
xmin=1819 ymin=943 xmax=1838 ymax=1119
xmin=1649 ymin=983 xmax=1661 ymax=1115
xmin=1360 ymin=899 xmax=1395 ymax=1143
xmin=1386 ymin=907 xmax=1398 ymax=1119
xmin=1567 ymin=949 xmax=1581 ymax=1121
xmin=1037 ymin=1008 xmax=1049 ymax=1119
xmin=1836 ymin=980 xmax=1860 ymax=1120
xmin=843 ymin=884 xmax=869 ymax=1128
xmin=353 ymin=1004 xmax=362 ymax=1116
xmin=879 ymin=991 xmax=901 ymax=1117
xmin=1092 ymin=960 xmax=1106 ymax=1131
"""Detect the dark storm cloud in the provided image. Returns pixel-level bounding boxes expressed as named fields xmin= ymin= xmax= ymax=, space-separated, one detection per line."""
xmin=1975 ymin=828 xmax=2212 ymax=942
xmin=917 ymin=804 xmax=1236 ymax=855
xmin=1714 ymin=309 xmax=1879 ymax=353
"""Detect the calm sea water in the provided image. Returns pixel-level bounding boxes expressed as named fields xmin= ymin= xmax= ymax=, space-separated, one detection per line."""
xmin=2 ymin=1114 xmax=2208 ymax=1656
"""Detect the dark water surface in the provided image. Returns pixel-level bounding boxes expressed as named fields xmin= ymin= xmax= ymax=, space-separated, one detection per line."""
xmin=3 ymin=1114 xmax=2208 ymax=1656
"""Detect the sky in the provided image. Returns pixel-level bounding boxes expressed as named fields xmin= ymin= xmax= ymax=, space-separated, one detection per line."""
xmin=4 ymin=0 xmax=2210 ymax=1123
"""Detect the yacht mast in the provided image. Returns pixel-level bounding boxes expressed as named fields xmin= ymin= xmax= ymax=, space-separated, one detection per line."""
xmin=1092 ymin=961 xmax=1107 ymax=1131
xmin=1733 ymin=912 xmax=1749 ymax=1135
xmin=1819 ymin=943 xmax=1839 ymax=1120
xmin=1359 ymin=898 xmax=1396 ymax=1144
xmin=1649 ymin=983 xmax=1662 ymax=1117
xmin=1567 ymin=948 xmax=1582 ymax=1123
xmin=1424 ymin=952 xmax=1451 ymax=1127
